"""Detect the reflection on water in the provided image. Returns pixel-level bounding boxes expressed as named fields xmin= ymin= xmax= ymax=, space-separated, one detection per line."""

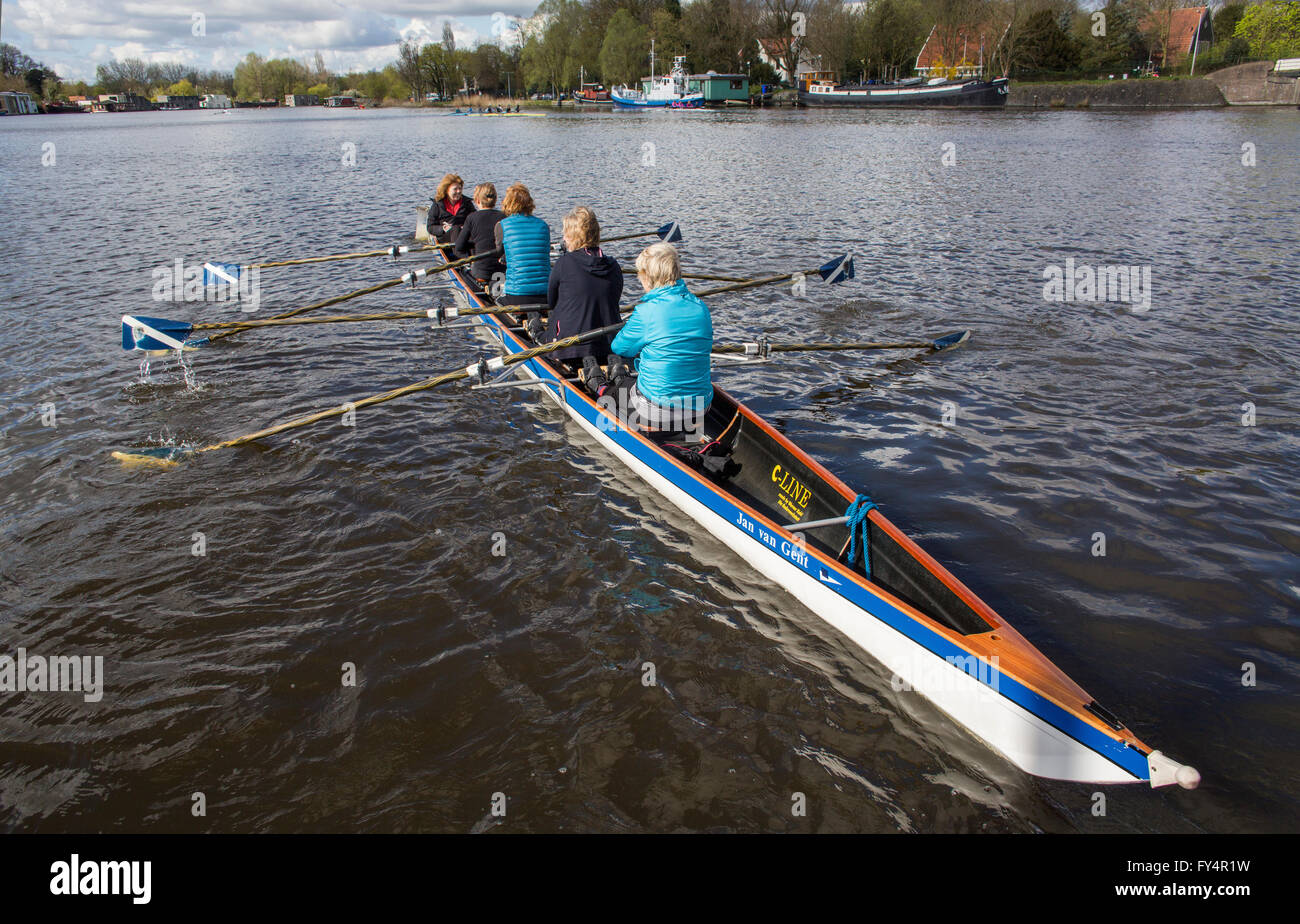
xmin=0 ymin=106 xmax=1297 ymax=832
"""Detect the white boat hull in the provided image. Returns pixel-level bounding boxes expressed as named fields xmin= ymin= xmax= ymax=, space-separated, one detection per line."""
xmin=451 ymin=287 xmax=1166 ymax=785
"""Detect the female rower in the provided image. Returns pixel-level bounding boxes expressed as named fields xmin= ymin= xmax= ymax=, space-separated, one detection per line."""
xmin=453 ymin=183 xmax=505 ymax=292
xmin=609 ymin=242 xmax=713 ymax=436
xmin=427 ymin=173 xmax=475 ymax=244
xmin=494 ymin=183 xmax=551 ymax=310
xmin=545 ymin=206 xmax=623 ymax=390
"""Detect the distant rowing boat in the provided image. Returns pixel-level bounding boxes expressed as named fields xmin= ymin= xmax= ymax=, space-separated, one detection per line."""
xmin=440 ymin=255 xmax=1198 ymax=789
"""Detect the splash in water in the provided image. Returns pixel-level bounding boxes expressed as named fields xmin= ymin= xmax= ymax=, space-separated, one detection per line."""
xmin=177 ymin=349 xmax=200 ymax=391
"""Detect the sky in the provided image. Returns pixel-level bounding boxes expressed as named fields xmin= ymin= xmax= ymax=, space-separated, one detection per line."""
xmin=2 ymin=0 xmax=538 ymax=82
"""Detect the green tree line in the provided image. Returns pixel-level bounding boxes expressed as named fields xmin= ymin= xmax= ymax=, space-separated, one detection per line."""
xmin=6 ymin=0 xmax=1298 ymax=106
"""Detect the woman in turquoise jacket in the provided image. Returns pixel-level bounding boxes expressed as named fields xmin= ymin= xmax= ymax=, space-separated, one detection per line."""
xmin=610 ymin=242 xmax=713 ymax=435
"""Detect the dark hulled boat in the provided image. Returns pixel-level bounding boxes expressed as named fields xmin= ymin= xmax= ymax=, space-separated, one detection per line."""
xmin=800 ymin=76 xmax=1009 ymax=108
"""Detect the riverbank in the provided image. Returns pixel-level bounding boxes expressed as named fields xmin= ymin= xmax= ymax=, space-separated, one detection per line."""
xmin=1008 ymin=78 xmax=1227 ymax=109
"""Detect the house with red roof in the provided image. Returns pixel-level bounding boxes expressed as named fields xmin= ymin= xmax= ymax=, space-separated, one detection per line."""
xmin=1141 ymin=6 xmax=1213 ymax=68
xmin=915 ymin=22 xmax=1010 ymax=78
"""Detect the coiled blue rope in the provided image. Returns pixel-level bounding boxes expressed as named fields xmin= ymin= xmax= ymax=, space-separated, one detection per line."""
xmin=845 ymin=494 xmax=877 ymax=576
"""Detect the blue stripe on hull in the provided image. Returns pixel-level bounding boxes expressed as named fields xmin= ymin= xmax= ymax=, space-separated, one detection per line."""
xmin=451 ymin=272 xmax=1149 ymax=783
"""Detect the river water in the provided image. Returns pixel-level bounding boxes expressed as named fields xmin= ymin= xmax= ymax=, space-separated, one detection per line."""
xmin=0 ymin=105 xmax=1296 ymax=833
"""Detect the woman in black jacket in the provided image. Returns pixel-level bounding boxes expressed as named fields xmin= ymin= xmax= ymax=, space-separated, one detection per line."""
xmin=453 ymin=183 xmax=505 ymax=291
xmin=545 ymin=206 xmax=624 ymax=390
xmin=427 ymin=173 xmax=475 ymax=244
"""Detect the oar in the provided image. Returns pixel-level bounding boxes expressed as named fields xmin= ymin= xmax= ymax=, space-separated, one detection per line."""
xmin=713 ymin=330 xmax=972 ymax=357
xmin=111 ymin=321 xmax=628 ymax=467
xmin=619 ymin=266 xmax=749 ymax=283
xmin=250 ymin=243 xmax=442 ymax=270
xmin=124 ymin=220 xmax=678 ymax=351
xmin=603 ymin=222 xmax=682 ymax=245
xmin=429 ymin=253 xmax=857 ymax=325
xmin=121 ymin=247 xmax=489 ymax=350
xmin=691 ymin=254 xmax=854 ymax=298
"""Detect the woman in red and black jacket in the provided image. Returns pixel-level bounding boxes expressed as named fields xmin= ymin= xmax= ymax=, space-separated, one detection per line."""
xmin=427 ymin=173 xmax=476 ymax=244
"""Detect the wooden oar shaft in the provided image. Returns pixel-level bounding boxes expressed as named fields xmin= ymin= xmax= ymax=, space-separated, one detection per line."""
xmin=197 ymin=321 xmax=627 ymax=453
xmin=619 ymin=266 xmax=748 ymax=283
xmin=694 ymin=269 xmax=816 ymax=298
xmin=193 ymin=310 xmax=429 ymax=332
xmin=771 ymin=341 xmax=935 ymax=352
xmin=207 ymin=277 xmax=406 ymax=341
xmin=602 ymin=229 xmax=659 ymax=243
xmin=713 ymin=341 xmax=935 ymax=354
xmin=252 ymin=244 xmax=440 ymax=269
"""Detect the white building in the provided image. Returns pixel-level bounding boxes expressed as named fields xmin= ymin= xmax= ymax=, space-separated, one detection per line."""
xmin=200 ymin=94 xmax=232 ymax=109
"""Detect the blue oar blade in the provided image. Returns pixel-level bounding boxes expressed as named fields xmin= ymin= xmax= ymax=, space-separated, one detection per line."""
xmin=818 ymin=254 xmax=854 ymax=284
xmin=931 ymin=330 xmax=971 ymax=351
xmin=121 ymin=316 xmax=196 ymax=351
xmin=202 ymin=262 xmax=242 ymax=286
xmin=657 ymin=221 xmax=683 ymax=243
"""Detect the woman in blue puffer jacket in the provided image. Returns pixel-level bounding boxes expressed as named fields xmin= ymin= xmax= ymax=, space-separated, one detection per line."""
xmin=609 ymin=242 xmax=713 ymax=436
xmin=493 ymin=183 xmax=551 ymax=307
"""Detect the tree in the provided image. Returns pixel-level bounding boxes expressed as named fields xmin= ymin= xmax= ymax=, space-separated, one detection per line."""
xmin=1077 ymin=0 xmax=1144 ymax=73
xmin=1019 ymin=7 xmax=1080 ymax=71
xmin=651 ymin=9 xmax=688 ymax=62
xmin=681 ymin=0 xmax=761 ymax=75
xmin=420 ymin=41 xmax=456 ymax=98
xmin=25 ymin=66 xmax=60 ymax=98
xmin=805 ymin=0 xmax=864 ymax=80
xmin=233 ymin=52 xmax=267 ymax=99
xmin=397 ymin=39 xmax=427 ymax=99
xmin=522 ymin=0 xmax=583 ymax=96
xmin=1234 ymin=0 xmax=1300 ymax=60
xmin=166 ymin=78 xmax=198 ymax=96
xmin=1 ymin=43 xmax=39 ymax=77
xmin=758 ymin=0 xmax=811 ymax=83
xmin=1212 ymin=4 xmax=1250 ymax=65
xmin=599 ymin=8 xmax=651 ymax=85
xmin=96 ymin=58 xmax=149 ymax=93
xmin=859 ymin=0 xmax=929 ymax=80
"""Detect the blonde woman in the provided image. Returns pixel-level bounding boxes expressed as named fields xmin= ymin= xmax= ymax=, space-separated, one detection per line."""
xmin=427 ymin=173 xmax=475 ymax=243
xmin=545 ymin=206 xmax=623 ymax=388
xmin=609 ymin=242 xmax=713 ymax=432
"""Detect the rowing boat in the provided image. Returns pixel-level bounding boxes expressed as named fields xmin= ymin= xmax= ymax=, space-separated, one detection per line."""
xmin=440 ymin=261 xmax=1199 ymax=789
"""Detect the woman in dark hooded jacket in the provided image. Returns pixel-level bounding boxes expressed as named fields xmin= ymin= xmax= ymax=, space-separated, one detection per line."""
xmin=545 ymin=206 xmax=623 ymax=386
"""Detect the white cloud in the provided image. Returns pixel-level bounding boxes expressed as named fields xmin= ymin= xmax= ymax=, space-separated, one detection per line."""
xmin=11 ymin=1 xmax=533 ymax=82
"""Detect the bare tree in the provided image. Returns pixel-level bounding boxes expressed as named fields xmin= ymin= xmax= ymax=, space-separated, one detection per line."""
xmin=759 ymin=0 xmax=811 ymax=83
xmin=396 ymin=39 xmax=427 ymax=99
